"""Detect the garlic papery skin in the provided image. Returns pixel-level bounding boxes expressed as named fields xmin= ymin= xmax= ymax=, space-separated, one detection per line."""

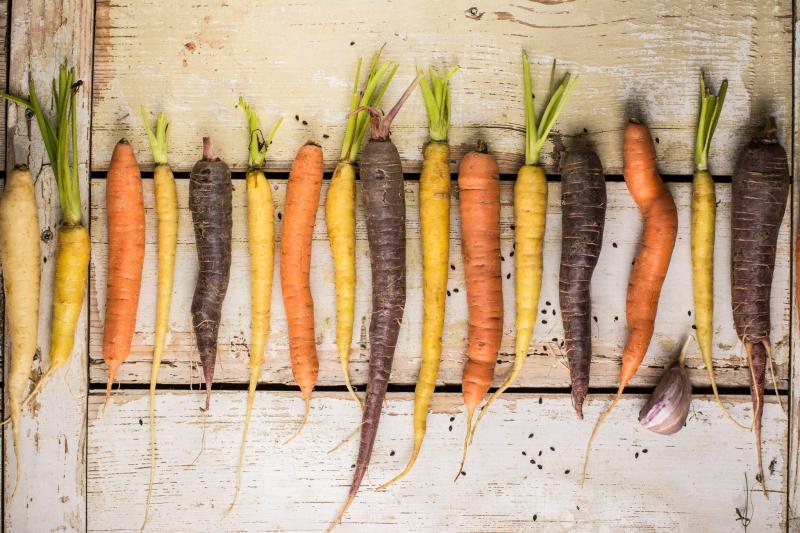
xmin=639 ymin=338 xmax=693 ymax=435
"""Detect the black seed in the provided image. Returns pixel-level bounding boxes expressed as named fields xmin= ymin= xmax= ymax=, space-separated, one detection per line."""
xmin=323 ymin=134 xmax=330 ymax=139
xmin=450 ymin=264 xmax=456 ymax=270
xmin=541 ymin=320 xmax=548 ymax=325
xmin=564 ymin=469 xmax=570 ymax=474
xmin=390 ymin=450 xmax=395 ymax=456
xmin=542 ymin=309 xmax=547 ymax=315
xmin=302 ymin=120 xmax=308 ymax=126
xmin=506 ymin=273 xmax=511 ymax=279
xmin=530 ymin=459 xmax=535 ymax=464
xmin=593 ymin=316 xmax=598 ymax=323
xmin=551 ymin=337 xmax=558 ymax=342
xmin=635 ymin=452 xmax=639 ymax=459
xmin=538 ymin=397 xmax=543 ymax=404
xmin=294 ymin=115 xmax=300 ymax=121
xmin=461 ymin=471 xmax=467 ymax=476
xmin=552 ymin=309 xmax=556 ymax=315
xmin=614 ymin=316 xmax=619 ymax=321
xmin=450 ymin=416 xmax=455 ymax=422
xmin=687 ymin=310 xmax=692 ymax=316
xmin=510 ymin=224 xmax=515 ymax=230
xmin=538 ymin=450 xmax=542 ymax=456
xmin=449 ymin=425 xmax=453 ymax=432
xmin=549 ymin=446 xmax=555 ymax=451
xmin=277 ymin=212 xmax=282 ymax=220
xmin=533 ymin=514 xmax=537 ymax=521
xmin=351 ymin=464 xmax=355 ymax=468
xmin=612 ymin=242 xmax=618 ymax=248
xmin=522 ymin=451 xmax=527 ymax=456
xmin=528 ymin=433 xmax=534 ymax=438
xmin=501 ymin=255 xmax=505 ymax=262
xmin=691 ymin=324 xmax=697 ymax=330
xmin=655 ymin=137 xmax=660 ymax=144
xmin=139 ymin=419 xmax=143 ymax=426
xmin=509 ymin=251 xmax=514 ymax=257
xmin=642 ymin=448 xmax=648 ymax=453
xmin=545 ymin=301 xmax=551 ymax=306
xmin=453 ymin=288 xmax=459 ymax=293
xmin=447 ymin=290 xmax=451 ymax=297
xmin=537 ymin=464 xmax=542 ymax=470
xmin=350 ymin=41 xmax=355 ymax=46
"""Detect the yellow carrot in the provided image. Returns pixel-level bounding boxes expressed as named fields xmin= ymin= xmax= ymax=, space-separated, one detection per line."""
xmin=141 ymin=108 xmax=179 ymax=530
xmin=379 ymin=65 xmax=457 ymax=489
xmin=326 ymin=47 xmax=397 ymax=409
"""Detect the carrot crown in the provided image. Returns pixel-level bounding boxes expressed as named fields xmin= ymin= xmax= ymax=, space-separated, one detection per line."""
xmin=694 ymin=73 xmax=727 ymax=172
xmin=238 ymin=96 xmax=282 ymax=168
xmin=340 ymin=45 xmax=398 ymax=163
xmin=140 ymin=107 xmax=170 ymax=166
xmin=0 ymin=61 xmax=83 ymax=226
xmin=419 ymin=65 xmax=459 ymax=142
xmin=522 ymin=51 xmax=577 ymax=166
xmin=362 ymin=76 xmax=419 ymax=141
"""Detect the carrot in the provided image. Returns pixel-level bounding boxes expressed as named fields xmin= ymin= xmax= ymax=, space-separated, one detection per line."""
xmin=141 ymin=108 xmax=178 ymax=529
xmin=190 ymin=136 xmax=233 ymax=412
xmin=326 ymin=47 xmax=397 ymax=409
xmin=227 ymin=99 xmax=282 ymax=510
xmin=582 ymin=120 xmax=678 ymax=481
xmin=0 ymin=165 xmax=41 ymax=499
xmin=379 ymin=65 xmax=457 ymax=490
xmin=0 ymin=62 xmax=89 ymax=407
xmin=281 ymin=141 xmax=324 ymax=446
xmin=454 ymin=141 xmax=503 ymax=480
xmin=465 ymin=53 xmax=576 ymax=454
xmin=559 ymin=149 xmax=606 ymax=418
xmin=731 ymin=117 xmax=789 ymax=494
xmin=103 ymin=140 xmax=145 ymax=403
xmin=329 ymin=77 xmax=417 ymax=530
xmin=691 ymin=75 xmax=745 ymax=429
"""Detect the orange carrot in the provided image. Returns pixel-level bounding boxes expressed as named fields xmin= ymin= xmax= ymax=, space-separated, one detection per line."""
xmin=455 ymin=142 xmax=503 ymax=479
xmin=103 ymin=139 xmax=146 ymax=403
xmin=582 ymin=120 xmax=677 ymax=481
xmin=281 ymin=142 xmax=324 ymax=441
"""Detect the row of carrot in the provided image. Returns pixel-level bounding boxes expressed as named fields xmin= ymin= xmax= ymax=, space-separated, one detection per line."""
xmin=0 ymin=48 xmax=789 ymax=529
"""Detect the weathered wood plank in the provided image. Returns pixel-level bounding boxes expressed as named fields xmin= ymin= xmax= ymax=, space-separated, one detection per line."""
xmin=3 ymin=1 xmax=93 ymax=531
xmin=88 ymin=179 xmax=792 ymax=390
xmin=89 ymin=391 xmax=785 ymax=532
xmin=90 ymin=0 xmax=792 ymax=176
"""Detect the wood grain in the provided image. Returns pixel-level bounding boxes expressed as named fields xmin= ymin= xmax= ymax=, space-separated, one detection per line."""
xmin=3 ymin=1 xmax=93 ymax=531
xmin=89 ymin=391 xmax=786 ymax=532
xmin=90 ymin=0 xmax=792 ymax=175
xmin=89 ymin=179 xmax=792 ymax=389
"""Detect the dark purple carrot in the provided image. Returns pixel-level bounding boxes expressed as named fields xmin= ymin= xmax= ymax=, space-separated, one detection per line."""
xmin=559 ymin=148 xmax=606 ymax=419
xmin=190 ymin=137 xmax=233 ymax=411
xmin=731 ymin=117 xmax=789 ymax=495
xmin=329 ymin=77 xmax=417 ymax=530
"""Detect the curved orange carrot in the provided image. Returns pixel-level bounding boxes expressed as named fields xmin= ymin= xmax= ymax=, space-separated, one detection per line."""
xmin=282 ymin=142 xmax=324 ymax=441
xmin=455 ymin=142 xmax=503 ymax=479
xmin=103 ymin=140 xmax=146 ymax=403
xmin=582 ymin=120 xmax=677 ymax=481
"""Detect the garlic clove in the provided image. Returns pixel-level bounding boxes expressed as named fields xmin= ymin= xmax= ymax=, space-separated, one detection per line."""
xmin=639 ymin=338 xmax=693 ymax=435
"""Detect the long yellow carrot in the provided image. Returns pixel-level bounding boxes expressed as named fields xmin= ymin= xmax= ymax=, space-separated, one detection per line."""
xmin=228 ymin=97 xmax=282 ymax=512
xmin=326 ymin=47 xmax=397 ymax=409
xmin=379 ymin=65 xmax=457 ymax=489
xmin=0 ymin=62 xmax=89 ymax=407
xmin=141 ymin=108 xmax=179 ymax=529
xmin=0 ymin=165 xmax=41 ymax=499
xmin=468 ymin=53 xmax=576 ymax=446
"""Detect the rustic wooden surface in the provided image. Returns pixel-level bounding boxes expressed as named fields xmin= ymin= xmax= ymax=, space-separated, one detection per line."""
xmin=89 ymin=391 xmax=786 ymax=533
xmin=90 ymin=0 xmax=792 ymax=176
xmin=2 ymin=1 xmax=93 ymax=531
xmin=89 ymin=179 xmax=792 ymax=390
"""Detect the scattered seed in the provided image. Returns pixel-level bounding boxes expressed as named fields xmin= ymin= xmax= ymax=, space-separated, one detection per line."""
xmin=564 ymin=469 xmax=570 ymax=474
xmin=541 ymin=319 xmax=548 ymax=325
xmin=538 ymin=397 xmax=543 ymax=404
xmin=350 ymin=41 xmax=355 ymax=46
xmin=612 ymin=242 xmax=618 ymax=248
xmin=323 ymin=134 xmax=330 ymax=139
xmin=635 ymin=452 xmax=639 ymax=459
xmin=449 ymin=425 xmax=453 ymax=432
xmin=450 ymin=264 xmax=456 ymax=270
xmin=390 ymin=450 xmax=395 ymax=456
xmin=449 ymin=416 xmax=455 ymax=422
xmin=533 ymin=514 xmax=537 ymax=521
xmin=506 ymin=273 xmax=511 ymax=279
xmin=453 ymin=288 xmax=459 ymax=293
xmin=522 ymin=451 xmax=527 ymax=456
xmin=537 ymin=464 xmax=543 ymax=470
xmin=139 ymin=419 xmax=143 ymax=426
xmin=550 ymin=446 xmax=555 ymax=452
xmin=447 ymin=290 xmax=452 ymax=297
xmin=294 ymin=114 xmax=300 ymax=121
xmin=642 ymin=448 xmax=648 ymax=454
xmin=277 ymin=212 xmax=282 ymax=220
xmin=528 ymin=433 xmax=534 ymax=439
xmin=538 ymin=450 xmax=542 ymax=456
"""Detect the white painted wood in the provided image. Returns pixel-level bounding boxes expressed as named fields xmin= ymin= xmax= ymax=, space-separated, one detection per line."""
xmin=2 ymin=1 xmax=93 ymax=531
xmin=89 ymin=391 xmax=785 ymax=532
xmin=89 ymin=179 xmax=792 ymax=390
xmin=90 ymin=0 xmax=792 ymax=176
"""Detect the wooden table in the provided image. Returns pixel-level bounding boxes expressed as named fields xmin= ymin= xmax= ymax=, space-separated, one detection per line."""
xmin=2 ymin=1 xmax=798 ymax=531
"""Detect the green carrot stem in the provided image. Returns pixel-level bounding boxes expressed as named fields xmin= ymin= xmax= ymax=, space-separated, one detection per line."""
xmin=141 ymin=107 xmax=170 ymax=166
xmin=419 ymin=65 xmax=459 ymax=142
xmin=239 ymin=96 xmax=282 ymax=169
xmin=694 ymin=73 xmax=727 ymax=172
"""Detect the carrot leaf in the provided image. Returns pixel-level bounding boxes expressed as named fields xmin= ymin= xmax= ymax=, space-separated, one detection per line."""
xmin=141 ymin=107 xmax=170 ymax=166
xmin=694 ymin=73 xmax=727 ymax=172
xmin=522 ymin=51 xmax=577 ymax=166
xmin=0 ymin=61 xmax=82 ymax=226
xmin=239 ymin=96 xmax=282 ymax=168
xmin=419 ymin=65 xmax=458 ymax=142
xmin=340 ymin=45 xmax=398 ymax=162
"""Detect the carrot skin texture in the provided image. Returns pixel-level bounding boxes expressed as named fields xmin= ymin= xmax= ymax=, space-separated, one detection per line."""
xmin=731 ymin=124 xmax=789 ymax=487
xmin=189 ymin=141 xmax=233 ymax=411
xmin=1 ymin=165 xmax=41 ymax=497
xmin=459 ymin=150 xmax=503 ymax=415
xmin=348 ymin=138 xmax=406 ymax=503
xmin=246 ymin=169 xmax=273 ymax=381
xmin=103 ymin=141 xmax=146 ymax=397
xmin=282 ymin=144 xmax=324 ymax=401
xmin=559 ymin=149 xmax=606 ymax=418
xmin=326 ymin=161 xmax=359 ymax=404
xmin=620 ymin=122 xmax=678 ymax=387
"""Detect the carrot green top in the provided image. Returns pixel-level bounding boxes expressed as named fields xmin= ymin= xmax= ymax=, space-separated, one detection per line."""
xmin=0 ymin=61 xmax=83 ymax=226
xmin=141 ymin=107 xmax=170 ymax=166
xmin=419 ymin=66 xmax=459 ymax=142
xmin=340 ymin=45 xmax=398 ymax=163
xmin=239 ymin=97 xmax=282 ymax=169
xmin=522 ymin=51 xmax=577 ymax=167
xmin=694 ymin=74 xmax=727 ymax=172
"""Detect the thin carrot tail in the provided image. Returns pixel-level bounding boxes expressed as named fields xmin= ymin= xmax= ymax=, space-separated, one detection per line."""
xmin=10 ymin=415 xmax=20 ymax=502
xmin=283 ymin=396 xmax=311 ymax=445
xmin=328 ymin=490 xmax=356 ymax=533
xmin=581 ymin=387 xmax=623 ymax=486
xmin=22 ymin=367 xmax=56 ymax=410
xmin=142 ymin=381 xmax=158 ymax=531
xmin=763 ymin=339 xmax=784 ymax=414
xmin=377 ymin=436 xmax=423 ymax=491
xmin=342 ymin=359 xmax=363 ymax=410
xmin=692 ymin=334 xmax=750 ymax=430
xmin=745 ymin=342 xmax=767 ymax=498
xmin=454 ymin=407 xmax=475 ymax=482
xmin=227 ymin=374 xmax=258 ymax=516
xmin=104 ymin=366 xmax=118 ymax=408
xmin=326 ymin=421 xmax=362 ymax=455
